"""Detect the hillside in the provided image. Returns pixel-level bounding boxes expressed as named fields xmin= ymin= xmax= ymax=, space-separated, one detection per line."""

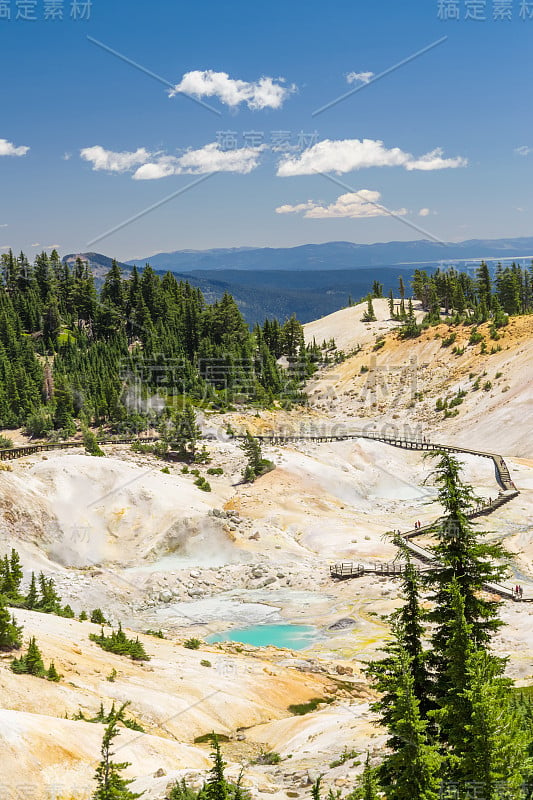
xmin=303 ymin=300 xmax=533 ymax=457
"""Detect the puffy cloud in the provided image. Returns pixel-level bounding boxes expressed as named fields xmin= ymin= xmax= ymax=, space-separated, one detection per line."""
xmin=133 ymin=143 xmax=265 ymax=180
xmin=176 ymin=142 xmax=265 ymax=174
xmin=133 ymin=157 xmax=179 ymax=181
xmin=346 ymin=71 xmax=374 ymax=85
xmin=276 ymin=190 xmax=407 ymax=219
xmin=169 ymin=70 xmax=295 ymax=110
xmin=81 ymin=141 xmax=265 ymax=180
xmin=0 ymin=138 xmax=29 ymax=157
xmin=515 ymin=145 xmax=532 ymax=156
xmin=277 ymin=138 xmax=467 ymax=176
xmin=419 ymin=208 xmax=431 ymax=216
xmin=404 ymin=148 xmax=467 ymax=171
xmin=80 ymin=145 xmax=151 ymax=173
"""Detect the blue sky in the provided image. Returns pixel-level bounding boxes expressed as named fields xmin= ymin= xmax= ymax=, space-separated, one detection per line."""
xmin=0 ymin=0 xmax=532 ymax=261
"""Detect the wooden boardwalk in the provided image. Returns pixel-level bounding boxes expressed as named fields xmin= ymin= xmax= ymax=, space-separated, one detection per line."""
xmin=246 ymin=429 xmax=524 ymax=602
xmin=0 ymin=436 xmax=158 ymax=461
xmin=0 ymin=428 xmax=526 ymax=602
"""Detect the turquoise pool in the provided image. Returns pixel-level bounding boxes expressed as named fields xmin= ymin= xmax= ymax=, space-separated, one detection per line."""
xmin=206 ymin=623 xmax=318 ymax=650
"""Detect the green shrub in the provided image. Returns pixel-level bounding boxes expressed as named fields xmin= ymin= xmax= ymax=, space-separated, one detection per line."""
xmin=469 ymin=328 xmax=484 ymax=345
xmin=0 ymin=435 xmax=14 ymax=449
xmin=89 ymin=623 xmax=150 ymax=661
xmin=255 ymin=750 xmax=281 ymax=765
xmin=183 ymin=638 xmax=202 ymax=650
xmin=207 ymin=467 xmax=223 ymax=476
xmin=329 ymin=748 xmax=360 ymax=768
xmin=161 ymin=466 xmax=170 ymax=474
xmin=200 ymin=659 xmax=212 ymax=667
xmin=82 ymin=428 xmax=104 ymax=457
xmin=74 ymin=701 xmax=144 ymax=731
xmin=90 ymin=608 xmax=107 ymax=625
xmin=287 ymin=697 xmax=328 ymax=715
xmin=46 ymin=661 xmax=61 ymax=682
xmin=441 ymin=333 xmax=456 ymax=347
xmin=193 ymin=732 xmax=230 ymax=744
xmin=11 ymin=637 xmax=46 ymax=677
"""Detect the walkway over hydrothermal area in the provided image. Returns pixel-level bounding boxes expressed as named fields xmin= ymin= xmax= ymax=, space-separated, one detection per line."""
xmin=0 ymin=429 xmax=525 ymax=600
xmin=255 ymin=430 xmax=527 ymax=601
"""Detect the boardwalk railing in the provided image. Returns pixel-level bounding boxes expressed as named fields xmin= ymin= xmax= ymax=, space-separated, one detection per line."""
xmin=330 ymin=561 xmax=433 ymax=580
xmin=0 ymin=437 xmax=158 ymax=461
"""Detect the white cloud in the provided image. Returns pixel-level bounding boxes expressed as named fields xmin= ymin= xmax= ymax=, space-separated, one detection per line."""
xmin=515 ymin=145 xmax=532 ymax=156
xmin=169 ymin=70 xmax=295 ymax=110
xmin=0 ymin=138 xmax=29 ymax=157
xmin=81 ymin=141 xmax=265 ymax=181
xmin=133 ymin=143 xmax=265 ymax=180
xmin=405 ymin=148 xmax=467 ymax=171
xmin=177 ymin=143 xmax=265 ymax=174
xmin=346 ymin=71 xmax=374 ymax=85
xmin=80 ymin=145 xmax=151 ymax=173
xmin=276 ymin=190 xmax=407 ymax=219
xmin=133 ymin=157 xmax=179 ymax=181
xmin=419 ymin=208 xmax=431 ymax=216
xmin=277 ymin=138 xmax=467 ymax=176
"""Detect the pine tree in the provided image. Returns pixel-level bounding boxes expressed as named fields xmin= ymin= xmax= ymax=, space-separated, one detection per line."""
xmin=394 ymin=548 xmax=430 ymax=714
xmin=424 ymin=451 xmax=508 ymax=687
xmin=46 ymin=660 xmax=61 ymax=682
xmin=311 ymin=776 xmax=322 ymax=800
xmin=12 ymin=636 xmax=46 ymax=676
xmin=9 ymin=548 xmax=23 ymax=597
xmin=388 ymin=289 xmax=395 ymax=318
xmin=0 ymin=595 xmax=22 ymax=651
xmin=431 ymin=579 xmax=475 ymax=761
xmin=353 ymin=754 xmax=380 ymax=800
xmin=457 ymin=649 xmax=530 ymax=798
xmin=205 ymin=736 xmax=230 ymax=800
xmin=240 ymin=432 xmax=272 ymax=482
xmin=373 ymin=627 xmax=442 ymax=800
xmin=25 ymin=572 xmax=38 ymax=609
xmin=25 ymin=636 xmax=46 ymax=676
xmin=1 ymin=555 xmax=16 ymax=598
xmin=362 ymin=296 xmax=377 ymax=323
xmin=92 ymin=713 xmax=142 ymax=800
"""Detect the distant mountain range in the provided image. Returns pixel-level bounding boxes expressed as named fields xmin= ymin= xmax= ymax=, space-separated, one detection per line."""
xmin=63 ymin=236 xmax=533 ymax=325
xmin=125 ymin=237 xmax=533 ymax=273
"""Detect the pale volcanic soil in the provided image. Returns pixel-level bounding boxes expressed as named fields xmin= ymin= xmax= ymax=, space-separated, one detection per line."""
xmin=0 ymin=300 xmax=532 ymax=799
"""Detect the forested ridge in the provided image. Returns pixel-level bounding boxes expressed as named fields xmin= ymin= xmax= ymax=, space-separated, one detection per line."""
xmin=0 ymin=249 xmax=327 ymax=436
